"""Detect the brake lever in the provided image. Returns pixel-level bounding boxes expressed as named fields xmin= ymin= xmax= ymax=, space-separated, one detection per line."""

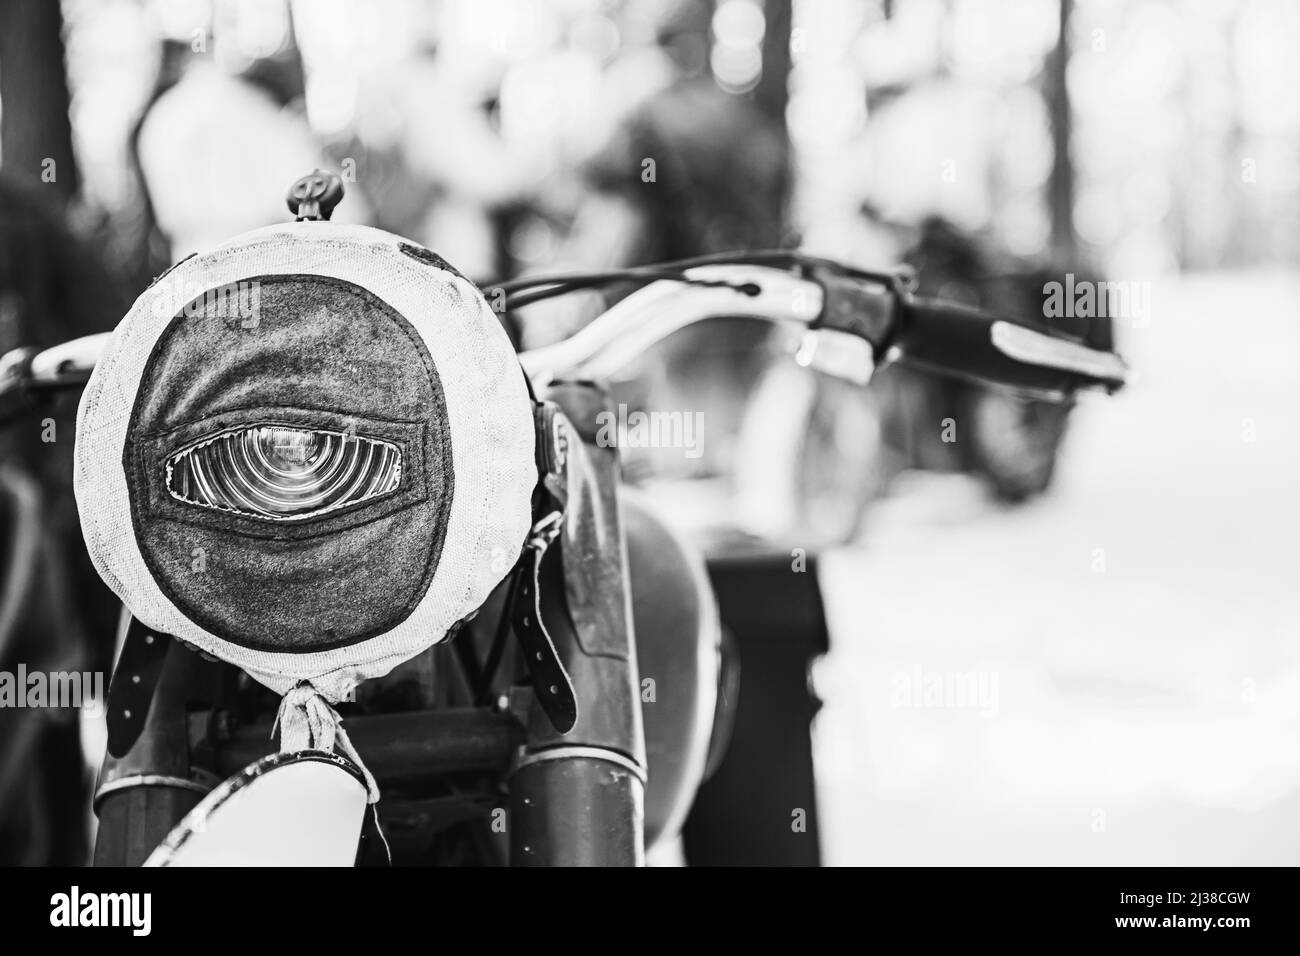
xmin=794 ymin=328 xmax=875 ymax=386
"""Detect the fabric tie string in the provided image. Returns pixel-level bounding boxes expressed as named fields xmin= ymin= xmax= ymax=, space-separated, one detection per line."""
xmin=273 ymin=682 xmax=380 ymax=803
xmin=272 ymin=681 xmax=391 ymax=862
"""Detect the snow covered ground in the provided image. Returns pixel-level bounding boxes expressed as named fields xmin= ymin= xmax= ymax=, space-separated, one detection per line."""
xmin=814 ymin=271 xmax=1300 ymax=865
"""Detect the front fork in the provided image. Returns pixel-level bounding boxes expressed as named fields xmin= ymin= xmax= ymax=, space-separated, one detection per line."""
xmin=510 ymin=381 xmax=647 ymax=866
xmin=93 ymin=614 xmax=219 ymax=867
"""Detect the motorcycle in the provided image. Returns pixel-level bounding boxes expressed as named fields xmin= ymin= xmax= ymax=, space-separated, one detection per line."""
xmin=0 ymin=171 xmax=1126 ymax=866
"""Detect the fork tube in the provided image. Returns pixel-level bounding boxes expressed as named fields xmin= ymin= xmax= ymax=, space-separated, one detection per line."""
xmin=93 ymin=630 xmax=213 ymax=866
xmin=510 ymin=382 xmax=646 ymax=866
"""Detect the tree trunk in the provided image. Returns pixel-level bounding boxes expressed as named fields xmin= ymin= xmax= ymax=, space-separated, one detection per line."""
xmin=0 ymin=0 xmax=79 ymax=202
xmin=1045 ymin=0 xmax=1075 ymax=260
xmin=756 ymin=0 xmax=793 ymax=241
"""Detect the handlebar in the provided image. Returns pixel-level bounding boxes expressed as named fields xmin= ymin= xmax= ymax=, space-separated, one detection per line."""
xmin=521 ymin=263 xmax=1127 ymax=400
xmin=0 ymin=337 xmax=103 ymax=424
xmin=0 ymin=260 xmax=1127 ymax=426
xmin=519 ymin=265 xmax=823 ymax=383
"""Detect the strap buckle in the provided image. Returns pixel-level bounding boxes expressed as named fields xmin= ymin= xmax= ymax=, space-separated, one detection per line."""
xmin=527 ymin=510 xmax=564 ymax=553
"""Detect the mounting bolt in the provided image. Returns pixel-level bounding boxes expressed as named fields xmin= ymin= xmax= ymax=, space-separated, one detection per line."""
xmin=286 ymin=169 xmax=344 ymax=222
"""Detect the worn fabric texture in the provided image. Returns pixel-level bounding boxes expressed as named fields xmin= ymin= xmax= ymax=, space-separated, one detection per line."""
xmin=74 ymin=222 xmax=535 ymax=700
xmin=124 ymin=275 xmax=452 ymax=652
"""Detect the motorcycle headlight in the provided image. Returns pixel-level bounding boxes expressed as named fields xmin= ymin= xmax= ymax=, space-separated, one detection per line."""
xmin=74 ymin=221 xmax=536 ymax=702
xmin=167 ymin=425 xmax=402 ymax=520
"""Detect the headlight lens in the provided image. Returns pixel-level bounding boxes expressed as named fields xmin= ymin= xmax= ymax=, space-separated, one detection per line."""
xmin=167 ymin=425 xmax=402 ymax=520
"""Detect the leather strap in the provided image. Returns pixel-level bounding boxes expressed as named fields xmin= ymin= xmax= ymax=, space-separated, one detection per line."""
xmin=513 ymin=401 xmax=578 ymax=733
xmin=106 ymin=616 xmax=171 ymax=758
xmin=512 ymin=538 xmax=578 ymax=733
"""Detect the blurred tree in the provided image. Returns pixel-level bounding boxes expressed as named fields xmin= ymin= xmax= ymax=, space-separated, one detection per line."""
xmin=0 ymin=0 xmax=78 ymax=201
xmin=755 ymin=0 xmax=791 ymax=136
xmin=0 ymin=1 xmax=123 ymax=862
xmin=0 ymin=175 xmax=125 ymax=867
xmin=1045 ymin=0 xmax=1076 ymax=260
xmin=757 ymin=0 xmax=792 ymax=240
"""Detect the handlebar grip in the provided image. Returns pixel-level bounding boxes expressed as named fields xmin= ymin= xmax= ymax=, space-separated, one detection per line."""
xmin=892 ymin=296 xmax=1127 ymax=396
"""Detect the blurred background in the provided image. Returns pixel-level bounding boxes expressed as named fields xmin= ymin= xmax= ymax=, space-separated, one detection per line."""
xmin=0 ymin=0 xmax=1298 ymax=864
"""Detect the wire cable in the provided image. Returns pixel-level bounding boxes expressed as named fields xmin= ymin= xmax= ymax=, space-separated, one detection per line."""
xmin=484 ymin=250 xmax=906 ymax=311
